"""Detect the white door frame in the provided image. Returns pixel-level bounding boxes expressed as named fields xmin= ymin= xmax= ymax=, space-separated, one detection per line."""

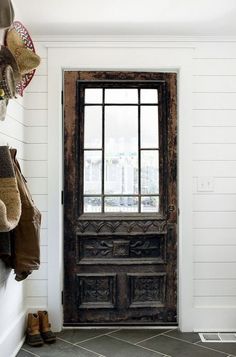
xmin=46 ymin=43 xmax=194 ymax=332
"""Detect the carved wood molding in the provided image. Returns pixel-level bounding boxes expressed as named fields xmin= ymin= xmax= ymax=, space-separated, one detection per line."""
xmin=77 ymin=219 xmax=167 ymax=234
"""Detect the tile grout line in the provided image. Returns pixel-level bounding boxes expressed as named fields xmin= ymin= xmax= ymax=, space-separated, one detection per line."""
xmin=162 ymin=335 xmax=229 ymax=356
xmin=73 ymin=328 xmax=121 ymax=344
xmin=194 ymin=340 xmax=236 ymax=357
xmin=57 ymin=337 xmax=106 ymax=357
xmin=134 ymin=328 xmax=177 ymax=345
xmin=20 ymin=348 xmax=40 ymax=357
xmin=107 ymin=334 xmax=171 ymax=357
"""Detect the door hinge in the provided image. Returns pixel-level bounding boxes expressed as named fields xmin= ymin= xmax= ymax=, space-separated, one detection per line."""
xmin=61 ymin=90 xmax=64 ymax=105
xmin=61 ymin=291 xmax=64 ymax=305
xmin=61 ymin=190 xmax=64 ymax=205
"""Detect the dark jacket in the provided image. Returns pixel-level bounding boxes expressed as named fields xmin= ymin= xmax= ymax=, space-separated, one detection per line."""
xmin=10 ymin=149 xmax=41 ymax=281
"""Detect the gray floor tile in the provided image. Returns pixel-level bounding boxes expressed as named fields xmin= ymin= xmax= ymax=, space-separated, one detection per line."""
xmin=78 ymin=335 xmax=165 ymax=357
xmin=164 ymin=329 xmax=201 ymax=343
xmin=22 ymin=339 xmax=99 ymax=357
xmin=56 ymin=328 xmax=117 ymax=343
xmin=197 ymin=342 xmax=236 ymax=356
xmin=17 ymin=350 xmax=39 ymax=357
xmin=109 ymin=328 xmax=170 ymax=344
xmin=139 ymin=335 xmax=228 ymax=357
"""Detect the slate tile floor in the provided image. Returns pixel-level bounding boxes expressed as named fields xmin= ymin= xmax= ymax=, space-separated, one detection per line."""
xmin=17 ymin=328 xmax=236 ymax=357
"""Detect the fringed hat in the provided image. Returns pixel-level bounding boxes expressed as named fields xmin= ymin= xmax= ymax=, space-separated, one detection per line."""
xmin=5 ymin=21 xmax=41 ymax=96
xmin=0 ymin=146 xmax=21 ymax=232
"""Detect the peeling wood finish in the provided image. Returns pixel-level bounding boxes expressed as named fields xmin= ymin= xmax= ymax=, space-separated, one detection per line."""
xmin=64 ymin=71 xmax=177 ymax=325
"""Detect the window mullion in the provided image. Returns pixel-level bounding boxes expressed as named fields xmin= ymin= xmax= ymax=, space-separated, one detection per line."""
xmin=138 ymin=88 xmax=141 ymax=213
xmin=102 ymin=88 xmax=105 ymax=213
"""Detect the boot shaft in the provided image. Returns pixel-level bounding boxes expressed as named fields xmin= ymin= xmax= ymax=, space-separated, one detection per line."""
xmin=27 ymin=313 xmax=40 ymax=335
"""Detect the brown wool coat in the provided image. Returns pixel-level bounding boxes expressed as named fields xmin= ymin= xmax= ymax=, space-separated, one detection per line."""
xmin=10 ymin=149 xmax=41 ymax=281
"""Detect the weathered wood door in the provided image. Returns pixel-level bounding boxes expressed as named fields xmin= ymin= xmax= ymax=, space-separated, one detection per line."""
xmin=64 ymin=71 xmax=177 ymax=325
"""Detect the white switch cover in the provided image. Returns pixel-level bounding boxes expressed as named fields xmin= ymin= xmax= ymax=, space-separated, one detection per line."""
xmin=197 ymin=177 xmax=214 ymax=192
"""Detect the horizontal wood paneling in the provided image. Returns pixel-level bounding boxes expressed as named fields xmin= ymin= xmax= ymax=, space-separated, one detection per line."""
xmin=194 ymin=296 xmax=236 ymax=307
xmin=194 ymin=263 xmax=236 ymax=279
xmin=24 ymin=160 xmax=48 ymax=178
xmin=36 ymin=58 xmax=47 ymax=76
xmin=27 ymin=178 xmax=48 ymax=194
xmin=26 ymin=280 xmax=47 ymax=297
xmin=193 ymin=194 xmax=236 ymax=212
xmin=194 ymin=75 xmax=236 ymax=92
xmin=194 ymin=228 xmax=236 ymax=245
xmin=26 ymin=127 xmax=48 ymax=144
xmin=194 ymin=279 xmax=236 ymax=296
xmin=25 ymin=109 xmax=48 ymax=127
xmin=194 ymin=246 xmax=236 ymax=262
xmin=26 ymin=76 xmax=47 ymax=93
xmin=25 ymin=144 xmax=47 ymax=160
xmin=194 ymin=59 xmax=236 ymax=75
xmin=193 ymin=161 xmax=236 ymax=176
xmin=24 ymin=93 xmax=48 ymax=110
xmin=28 ymin=263 xmax=48 ymax=280
xmin=193 ymin=127 xmax=236 ymax=143
xmin=193 ymin=109 xmax=236 ymax=127
xmin=193 ymin=212 xmax=236 ymax=228
xmin=193 ymin=144 xmax=236 ymax=160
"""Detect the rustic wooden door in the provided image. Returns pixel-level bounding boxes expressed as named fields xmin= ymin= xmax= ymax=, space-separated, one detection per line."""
xmin=64 ymin=71 xmax=177 ymax=325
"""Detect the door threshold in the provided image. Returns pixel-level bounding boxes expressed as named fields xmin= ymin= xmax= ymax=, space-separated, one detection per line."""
xmin=62 ymin=324 xmax=178 ymax=330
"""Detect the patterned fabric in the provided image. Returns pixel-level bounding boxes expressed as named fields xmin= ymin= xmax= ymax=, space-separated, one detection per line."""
xmin=6 ymin=21 xmax=36 ymax=96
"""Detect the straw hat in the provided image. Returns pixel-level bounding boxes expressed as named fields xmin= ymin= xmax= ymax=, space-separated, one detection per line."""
xmin=0 ymin=0 xmax=14 ymax=29
xmin=0 ymin=146 xmax=21 ymax=232
xmin=5 ymin=21 xmax=41 ymax=96
xmin=0 ymin=45 xmax=21 ymax=83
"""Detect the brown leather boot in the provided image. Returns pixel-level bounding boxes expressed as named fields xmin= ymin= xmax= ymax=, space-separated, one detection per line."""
xmin=38 ymin=310 xmax=56 ymax=343
xmin=26 ymin=313 xmax=44 ymax=347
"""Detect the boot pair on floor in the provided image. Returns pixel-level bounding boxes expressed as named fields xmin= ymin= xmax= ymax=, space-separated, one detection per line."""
xmin=26 ymin=311 xmax=56 ymax=347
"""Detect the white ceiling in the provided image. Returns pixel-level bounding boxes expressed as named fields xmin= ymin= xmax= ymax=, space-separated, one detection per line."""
xmin=13 ymin=0 xmax=236 ymax=37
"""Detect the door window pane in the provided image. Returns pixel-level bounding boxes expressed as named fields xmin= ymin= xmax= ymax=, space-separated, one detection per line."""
xmin=84 ymin=197 xmax=102 ymax=212
xmin=84 ymin=106 xmax=102 ymax=148
xmin=105 ymin=196 xmax=138 ymax=212
xmin=84 ymin=151 xmax=102 ymax=194
xmin=85 ymin=88 xmax=103 ymax=103
xmin=140 ymin=89 xmax=158 ymax=103
xmin=105 ymin=106 xmax=138 ymax=194
xmin=105 ymin=89 xmax=138 ymax=103
xmin=141 ymin=150 xmax=159 ymax=194
xmin=141 ymin=196 xmax=159 ymax=212
xmin=141 ymin=106 xmax=159 ymax=148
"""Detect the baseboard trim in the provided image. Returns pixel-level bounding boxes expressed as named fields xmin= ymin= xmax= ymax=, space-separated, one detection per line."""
xmin=193 ymin=307 xmax=236 ymax=332
xmin=0 ymin=309 xmax=27 ymax=357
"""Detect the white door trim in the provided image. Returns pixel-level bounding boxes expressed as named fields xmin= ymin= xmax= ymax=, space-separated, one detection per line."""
xmin=47 ymin=44 xmax=194 ymax=331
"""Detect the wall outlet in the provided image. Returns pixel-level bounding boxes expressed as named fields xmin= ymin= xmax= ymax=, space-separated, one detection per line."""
xmin=197 ymin=177 xmax=214 ymax=192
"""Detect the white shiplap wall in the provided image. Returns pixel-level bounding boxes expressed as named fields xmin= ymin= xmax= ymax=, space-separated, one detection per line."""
xmin=25 ymin=39 xmax=236 ymax=329
xmin=0 ymin=95 xmax=26 ymax=356
xmin=193 ymin=44 xmax=236 ymax=312
xmin=24 ymin=43 xmax=48 ymax=309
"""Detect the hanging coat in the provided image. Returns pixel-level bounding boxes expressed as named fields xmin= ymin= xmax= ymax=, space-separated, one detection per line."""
xmin=10 ymin=149 xmax=41 ymax=281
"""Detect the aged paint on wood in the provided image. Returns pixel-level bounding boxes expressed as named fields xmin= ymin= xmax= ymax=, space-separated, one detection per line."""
xmin=64 ymin=71 xmax=177 ymax=325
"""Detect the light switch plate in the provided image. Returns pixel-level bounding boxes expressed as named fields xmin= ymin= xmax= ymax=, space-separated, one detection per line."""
xmin=197 ymin=177 xmax=214 ymax=192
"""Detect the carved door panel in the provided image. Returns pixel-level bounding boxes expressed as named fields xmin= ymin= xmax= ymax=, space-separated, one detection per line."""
xmin=64 ymin=71 xmax=177 ymax=325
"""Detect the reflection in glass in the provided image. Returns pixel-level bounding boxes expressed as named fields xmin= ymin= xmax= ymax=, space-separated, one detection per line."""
xmin=140 ymin=89 xmax=158 ymax=103
xmin=141 ymin=150 xmax=159 ymax=194
xmin=105 ymin=196 xmax=138 ymax=212
xmin=84 ymin=196 xmax=102 ymax=212
xmin=141 ymin=196 xmax=159 ymax=212
xmin=84 ymin=106 xmax=102 ymax=148
xmin=85 ymin=88 xmax=103 ymax=103
xmin=84 ymin=151 xmax=102 ymax=194
xmin=141 ymin=106 xmax=159 ymax=148
xmin=105 ymin=89 xmax=138 ymax=103
xmin=105 ymin=106 xmax=138 ymax=194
